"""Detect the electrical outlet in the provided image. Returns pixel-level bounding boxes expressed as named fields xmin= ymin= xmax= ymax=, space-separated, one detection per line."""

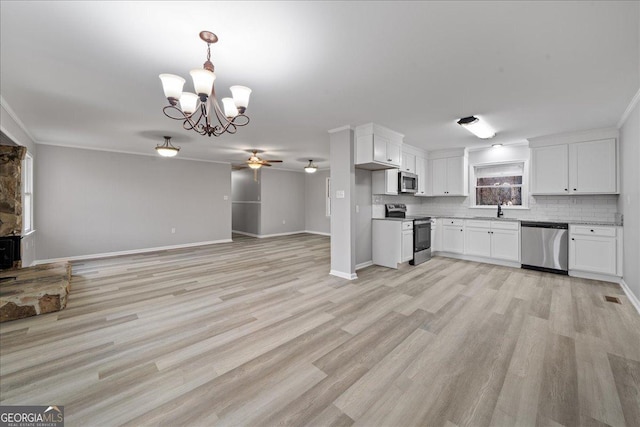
xmin=171 ymin=228 xmax=176 ymax=234
xmin=356 ymin=205 xmax=360 ymax=213
xmin=223 ymin=195 xmax=228 ymax=200
xmin=282 ymin=220 xmax=286 ymax=224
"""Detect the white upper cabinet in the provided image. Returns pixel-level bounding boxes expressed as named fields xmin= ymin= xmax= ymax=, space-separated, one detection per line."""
xmin=401 ymin=150 xmax=416 ymax=174
xmin=355 ymin=123 xmax=403 ymax=170
xmin=415 ymin=156 xmax=428 ymax=197
xmin=529 ymin=129 xmax=618 ymax=195
xmin=428 ymin=149 xmax=468 ymax=196
xmin=531 ymin=144 xmax=569 ymax=194
xmin=372 ymin=169 xmax=399 ymax=195
xmin=569 ymin=139 xmax=617 ymax=194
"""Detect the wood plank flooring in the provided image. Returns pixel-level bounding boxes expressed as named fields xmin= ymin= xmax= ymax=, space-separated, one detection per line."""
xmin=1 ymin=233 xmax=639 ymax=426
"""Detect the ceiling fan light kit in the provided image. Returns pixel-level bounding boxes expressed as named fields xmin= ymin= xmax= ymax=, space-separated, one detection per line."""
xmin=159 ymin=31 xmax=251 ymax=138
xmin=457 ymin=116 xmax=496 ymax=139
xmin=155 ymin=136 xmax=180 ymax=157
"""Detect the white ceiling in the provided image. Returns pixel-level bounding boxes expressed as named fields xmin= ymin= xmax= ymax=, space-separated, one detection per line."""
xmin=1 ymin=1 xmax=638 ymax=171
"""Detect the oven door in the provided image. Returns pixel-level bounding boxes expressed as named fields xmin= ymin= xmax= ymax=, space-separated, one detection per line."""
xmin=413 ymin=219 xmax=431 ymax=252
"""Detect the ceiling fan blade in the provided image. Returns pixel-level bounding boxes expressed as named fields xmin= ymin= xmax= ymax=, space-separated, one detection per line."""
xmin=265 ymin=159 xmax=283 ymax=163
xmin=262 ymin=163 xmax=272 ymax=167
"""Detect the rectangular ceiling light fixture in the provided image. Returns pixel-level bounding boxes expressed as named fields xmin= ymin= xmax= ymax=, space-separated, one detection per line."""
xmin=457 ymin=116 xmax=496 ymax=139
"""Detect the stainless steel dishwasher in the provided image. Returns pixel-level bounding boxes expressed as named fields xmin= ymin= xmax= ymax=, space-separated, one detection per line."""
xmin=520 ymin=221 xmax=569 ymax=274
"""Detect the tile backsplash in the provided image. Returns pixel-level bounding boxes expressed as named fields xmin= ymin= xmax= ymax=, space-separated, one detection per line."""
xmin=372 ymin=194 xmax=620 ymax=223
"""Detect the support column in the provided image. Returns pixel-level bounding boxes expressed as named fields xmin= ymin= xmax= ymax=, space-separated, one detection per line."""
xmin=328 ymin=125 xmax=357 ymax=280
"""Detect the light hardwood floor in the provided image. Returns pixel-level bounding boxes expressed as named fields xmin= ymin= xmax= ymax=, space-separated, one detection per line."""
xmin=1 ymin=233 xmax=639 ymax=426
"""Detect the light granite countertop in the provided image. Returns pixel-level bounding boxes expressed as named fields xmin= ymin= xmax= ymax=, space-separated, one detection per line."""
xmin=373 ymin=216 xmax=621 ymax=227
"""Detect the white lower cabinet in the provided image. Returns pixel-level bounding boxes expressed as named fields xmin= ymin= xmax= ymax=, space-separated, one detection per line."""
xmin=373 ymin=219 xmax=413 ymax=269
xmin=569 ymin=225 xmax=619 ymax=276
xmin=441 ymin=219 xmax=464 ymax=254
xmin=402 ymin=229 xmax=414 ymax=262
xmin=464 ymin=220 xmax=520 ymax=262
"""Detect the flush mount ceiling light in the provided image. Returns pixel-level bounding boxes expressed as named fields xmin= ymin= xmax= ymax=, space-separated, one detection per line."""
xmin=457 ymin=116 xmax=496 ymax=139
xmin=304 ymin=160 xmax=317 ymax=173
xmin=155 ymin=136 xmax=180 ymax=157
xmin=159 ymin=31 xmax=251 ymax=138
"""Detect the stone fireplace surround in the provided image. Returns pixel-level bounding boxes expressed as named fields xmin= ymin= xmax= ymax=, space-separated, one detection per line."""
xmin=0 ymin=144 xmax=71 ymax=322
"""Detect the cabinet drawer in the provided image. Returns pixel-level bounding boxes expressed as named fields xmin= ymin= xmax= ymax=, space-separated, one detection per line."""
xmin=465 ymin=220 xmax=491 ymax=229
xmin=570 ymin=225 xmax=616 ymax=237
xmin=402 ymin=221 xmax=413 ymax=231
xmin=443 ymin=218 xmax=464 ymax=227
xmin=491 ymin=221 xmax=519 ymax=231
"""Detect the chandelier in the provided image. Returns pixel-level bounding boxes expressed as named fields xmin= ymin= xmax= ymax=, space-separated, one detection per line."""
xmin=159 ymin=31 xmax=251 ymax=137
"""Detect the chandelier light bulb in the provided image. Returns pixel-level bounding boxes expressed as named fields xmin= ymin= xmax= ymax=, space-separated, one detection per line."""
xmin=190 ymin=69 xmax=216 ymax=99
xmin=230 ymin=85 xmax=252 ymax=111
xmin=221 ymin=98 xmax=239 ymax=118
xmin=159 ymin=74 xmax=185 ymax=102
xmin=179 ymin=92 xmax=199 ymax=116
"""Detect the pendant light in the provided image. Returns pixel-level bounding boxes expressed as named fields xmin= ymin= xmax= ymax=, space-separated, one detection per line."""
xmin=155 ymin=136 xmax=180 ymax=157
xmin=304 ymin=160 xmax=317 ymax=173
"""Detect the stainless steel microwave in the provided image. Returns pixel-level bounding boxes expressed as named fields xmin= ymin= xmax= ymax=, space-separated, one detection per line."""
xmin=399 ymin=171 xmax=418 ymax=194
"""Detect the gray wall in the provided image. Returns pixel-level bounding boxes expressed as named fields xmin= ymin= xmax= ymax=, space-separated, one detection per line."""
xmin=260 ymin=168 xmax=306 ymax=235
xmin=355 ymin=169 xmax=372 ymax=266
xmin=329 ymin=127 xmax=356 ymax=278
xmin=35 ymin=145 xmax=232 ymax=260
xmin=305 ymin=169 xmax=330 ymax=234
xmin=1 ymin=102 xmax=37 ymax=266
xmin=618 ymin=99 xmax=639 ymax=302
xmin=232 ymin=168 xmax=261 ymax=235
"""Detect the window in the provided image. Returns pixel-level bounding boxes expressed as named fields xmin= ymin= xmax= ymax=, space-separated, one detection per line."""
xmin=22 ymin=153 xmax=33 ymax=233
xmin=472 ymin=162 xmax=526 ymax=207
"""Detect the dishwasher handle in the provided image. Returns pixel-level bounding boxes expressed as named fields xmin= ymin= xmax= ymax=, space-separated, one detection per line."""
xmin=520 ymin=221 xmax=568 ymax=229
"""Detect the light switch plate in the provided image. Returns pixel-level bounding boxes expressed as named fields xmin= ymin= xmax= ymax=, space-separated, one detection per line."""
xmin=336 ymin=190 xmax=345 ymax=199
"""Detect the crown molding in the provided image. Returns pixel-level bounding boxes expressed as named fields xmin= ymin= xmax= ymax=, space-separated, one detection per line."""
xmin=327 ymin=125 xmax=354 ymax=134
xmin=618 ymin=87 xmax=640 ymax=128
xmin=0 ymin=95 xmax=37 ymax=144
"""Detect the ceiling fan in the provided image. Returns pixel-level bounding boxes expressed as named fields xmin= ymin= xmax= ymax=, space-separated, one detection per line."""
xmin=245 ymin=150 xmax=283 ymax=169
xmin=233 ymin=150 xmax=283 ymax=180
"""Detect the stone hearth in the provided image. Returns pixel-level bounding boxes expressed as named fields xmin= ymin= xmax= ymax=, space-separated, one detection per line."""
xmin=0 ymin=262 xmax=72 ymax=322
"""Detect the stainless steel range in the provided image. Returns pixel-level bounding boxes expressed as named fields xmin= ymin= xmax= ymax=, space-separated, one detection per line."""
xmin=385 ymin=204 xmax=432 ymax=265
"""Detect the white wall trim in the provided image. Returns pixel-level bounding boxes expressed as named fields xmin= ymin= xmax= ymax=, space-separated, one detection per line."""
xmin=431 ymin=252 xmax=521 ymax=269
xmin=568 ymin=270 xmax=622 ymax=284
xmin=618 ymin=87 xmax=640 ymax=128
xmin=330 ymin=270 xmax=358 ymax=280
xmin=620 ymin=279 xmax=640 ymax=315
xmin=36 ymin=141 xmax=232 ymax=165
xmin=0 ymin=95 xmax=37 ymax=143
xmin=327 ymin=125 xmax=354 ymax=134
xmin=304 ymin=230 xmax=331 ymax=237
xmin=356 ymin=260 xmax=373 ymax=270
xmin=34 ymin=238 xmax=233 ymax=265
xmin=233 ymin=230 xmax=313 ymax=239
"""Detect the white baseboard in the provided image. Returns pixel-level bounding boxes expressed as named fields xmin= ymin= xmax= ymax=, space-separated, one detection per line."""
xmin=34 ymin=239 xmax=233 ymax=265
xmin=330 ymin=270 xmax=358 ymax=280
xmin=569 ymin=270 xmax=622 ymax=284
xmin=356 ymin=260 xmax=373 ymax=270
xmin=619 ymin=279 xmax=640 ymax=315
xmin=432 ymin=251 xmax=521 ymax=269
xmin=232 ymin=230 xmax=260 ymax=238
xmin=233 ymin=230 xmax=330 ymax=238
xmin=304 ymin=230 xmax=331 ymax=237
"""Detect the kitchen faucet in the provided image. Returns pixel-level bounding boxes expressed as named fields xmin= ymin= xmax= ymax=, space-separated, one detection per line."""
xmin=497 ymin=202 xmax=503 ymax=218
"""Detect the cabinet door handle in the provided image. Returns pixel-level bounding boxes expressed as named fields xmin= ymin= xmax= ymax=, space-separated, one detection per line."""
xmin=564 ymin=188 xmax=568 ymax=191
xmin=574 ymin=188 xmax=577 ymax=191
xmin=571 ymin=238 xmax=575 ymax=240
xmin=590 ymin=229 xmax=594 ymax=232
